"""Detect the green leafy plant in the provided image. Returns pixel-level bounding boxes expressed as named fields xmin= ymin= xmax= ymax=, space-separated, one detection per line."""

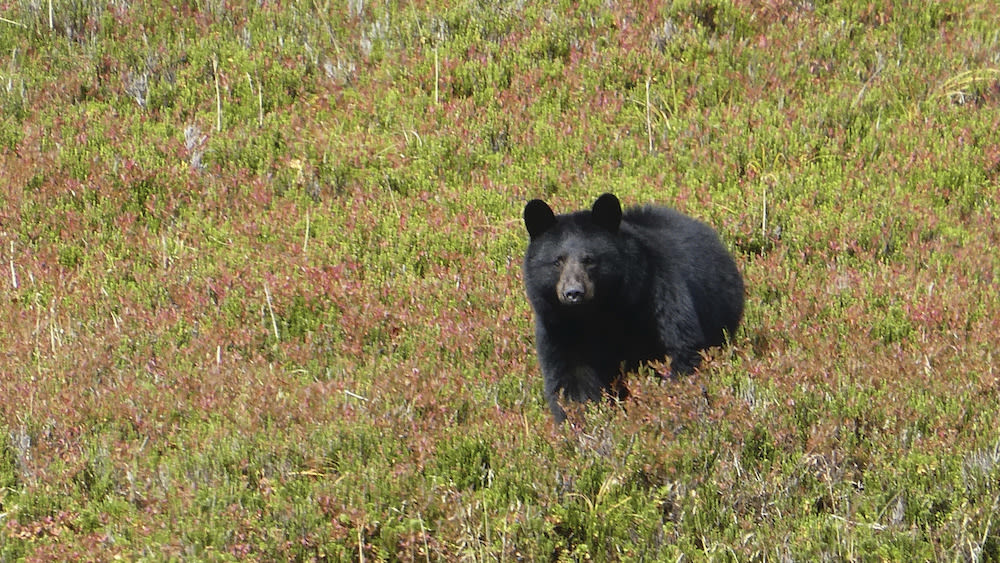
xmin=1 ymin=0 xmax=999 ymax=559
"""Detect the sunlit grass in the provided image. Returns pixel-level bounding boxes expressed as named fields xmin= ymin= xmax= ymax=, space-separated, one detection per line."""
xmin=1 ymin=0 xmax=999 ymax=559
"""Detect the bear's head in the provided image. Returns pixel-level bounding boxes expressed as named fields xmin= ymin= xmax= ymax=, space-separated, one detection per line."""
xmin=523 ymin=193 xmax=624 ymax=309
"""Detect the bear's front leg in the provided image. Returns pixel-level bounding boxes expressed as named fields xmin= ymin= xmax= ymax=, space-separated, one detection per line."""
xmin=536 ymin=326 xmax=612 ymax=423
xmin=541 ymin=360 xmax=608 ymax=423
xmin=543 ymin=377 xmax=569 ymax=424
xmin=667 ymin=349 xmax=703 ymax=377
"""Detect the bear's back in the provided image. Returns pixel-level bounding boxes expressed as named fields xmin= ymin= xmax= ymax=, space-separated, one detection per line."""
xmin=621 ymin=205 xmax=722 ymax=258
xmin=622 ymin=205 xmax=707 ymax=233
xmin=622 ymin=204 xmax=744 ymax=341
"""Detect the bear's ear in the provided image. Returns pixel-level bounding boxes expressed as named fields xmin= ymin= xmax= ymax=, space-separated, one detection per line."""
xmin=591 ymin=193 xmax=622 ymax=233
xmin=524 ymin=199 xmax=556 ymax=240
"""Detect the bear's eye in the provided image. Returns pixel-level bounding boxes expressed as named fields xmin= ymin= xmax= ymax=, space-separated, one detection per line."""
xmin=553 ymin=256 xmax=565 ymax=267
xmin=581 ymin=256 xmax=595 ymax=266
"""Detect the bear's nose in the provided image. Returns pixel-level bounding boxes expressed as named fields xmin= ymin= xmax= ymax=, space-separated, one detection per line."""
xmin=562 ymin=288 xmax=585 ymax=304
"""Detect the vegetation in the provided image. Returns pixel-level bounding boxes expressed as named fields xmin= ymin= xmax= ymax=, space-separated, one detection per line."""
xmin=1 ymin=0 xmax=999 ymax=559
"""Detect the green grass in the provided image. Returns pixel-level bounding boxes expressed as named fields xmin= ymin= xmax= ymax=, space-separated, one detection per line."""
xmin=2 ymin=0 xmax=1000 ymax=560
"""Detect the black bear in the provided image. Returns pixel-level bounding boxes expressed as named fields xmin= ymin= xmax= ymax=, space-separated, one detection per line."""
xmin=522 ymin=193 xmax=744 ymax=423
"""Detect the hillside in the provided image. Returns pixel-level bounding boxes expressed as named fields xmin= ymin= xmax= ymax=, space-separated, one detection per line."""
xmin=1 ymin=1 xmax=999 ymax=559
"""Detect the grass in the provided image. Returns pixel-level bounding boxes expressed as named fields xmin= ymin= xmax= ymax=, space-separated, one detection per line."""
xmin=2 ymin=0 xmax=1000 ymax=560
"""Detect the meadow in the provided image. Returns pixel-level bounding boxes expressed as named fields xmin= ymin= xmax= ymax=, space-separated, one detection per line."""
xmin=1 ymin=0 xmax=999 ymax=560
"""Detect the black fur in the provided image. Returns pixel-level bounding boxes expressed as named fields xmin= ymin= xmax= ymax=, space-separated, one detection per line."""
xmin=522 ymin=193 xmax=744 ymax=423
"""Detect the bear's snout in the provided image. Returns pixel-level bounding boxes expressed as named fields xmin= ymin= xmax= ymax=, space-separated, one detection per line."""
xmin=556 ymin=260 xmax=594 ymax=305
